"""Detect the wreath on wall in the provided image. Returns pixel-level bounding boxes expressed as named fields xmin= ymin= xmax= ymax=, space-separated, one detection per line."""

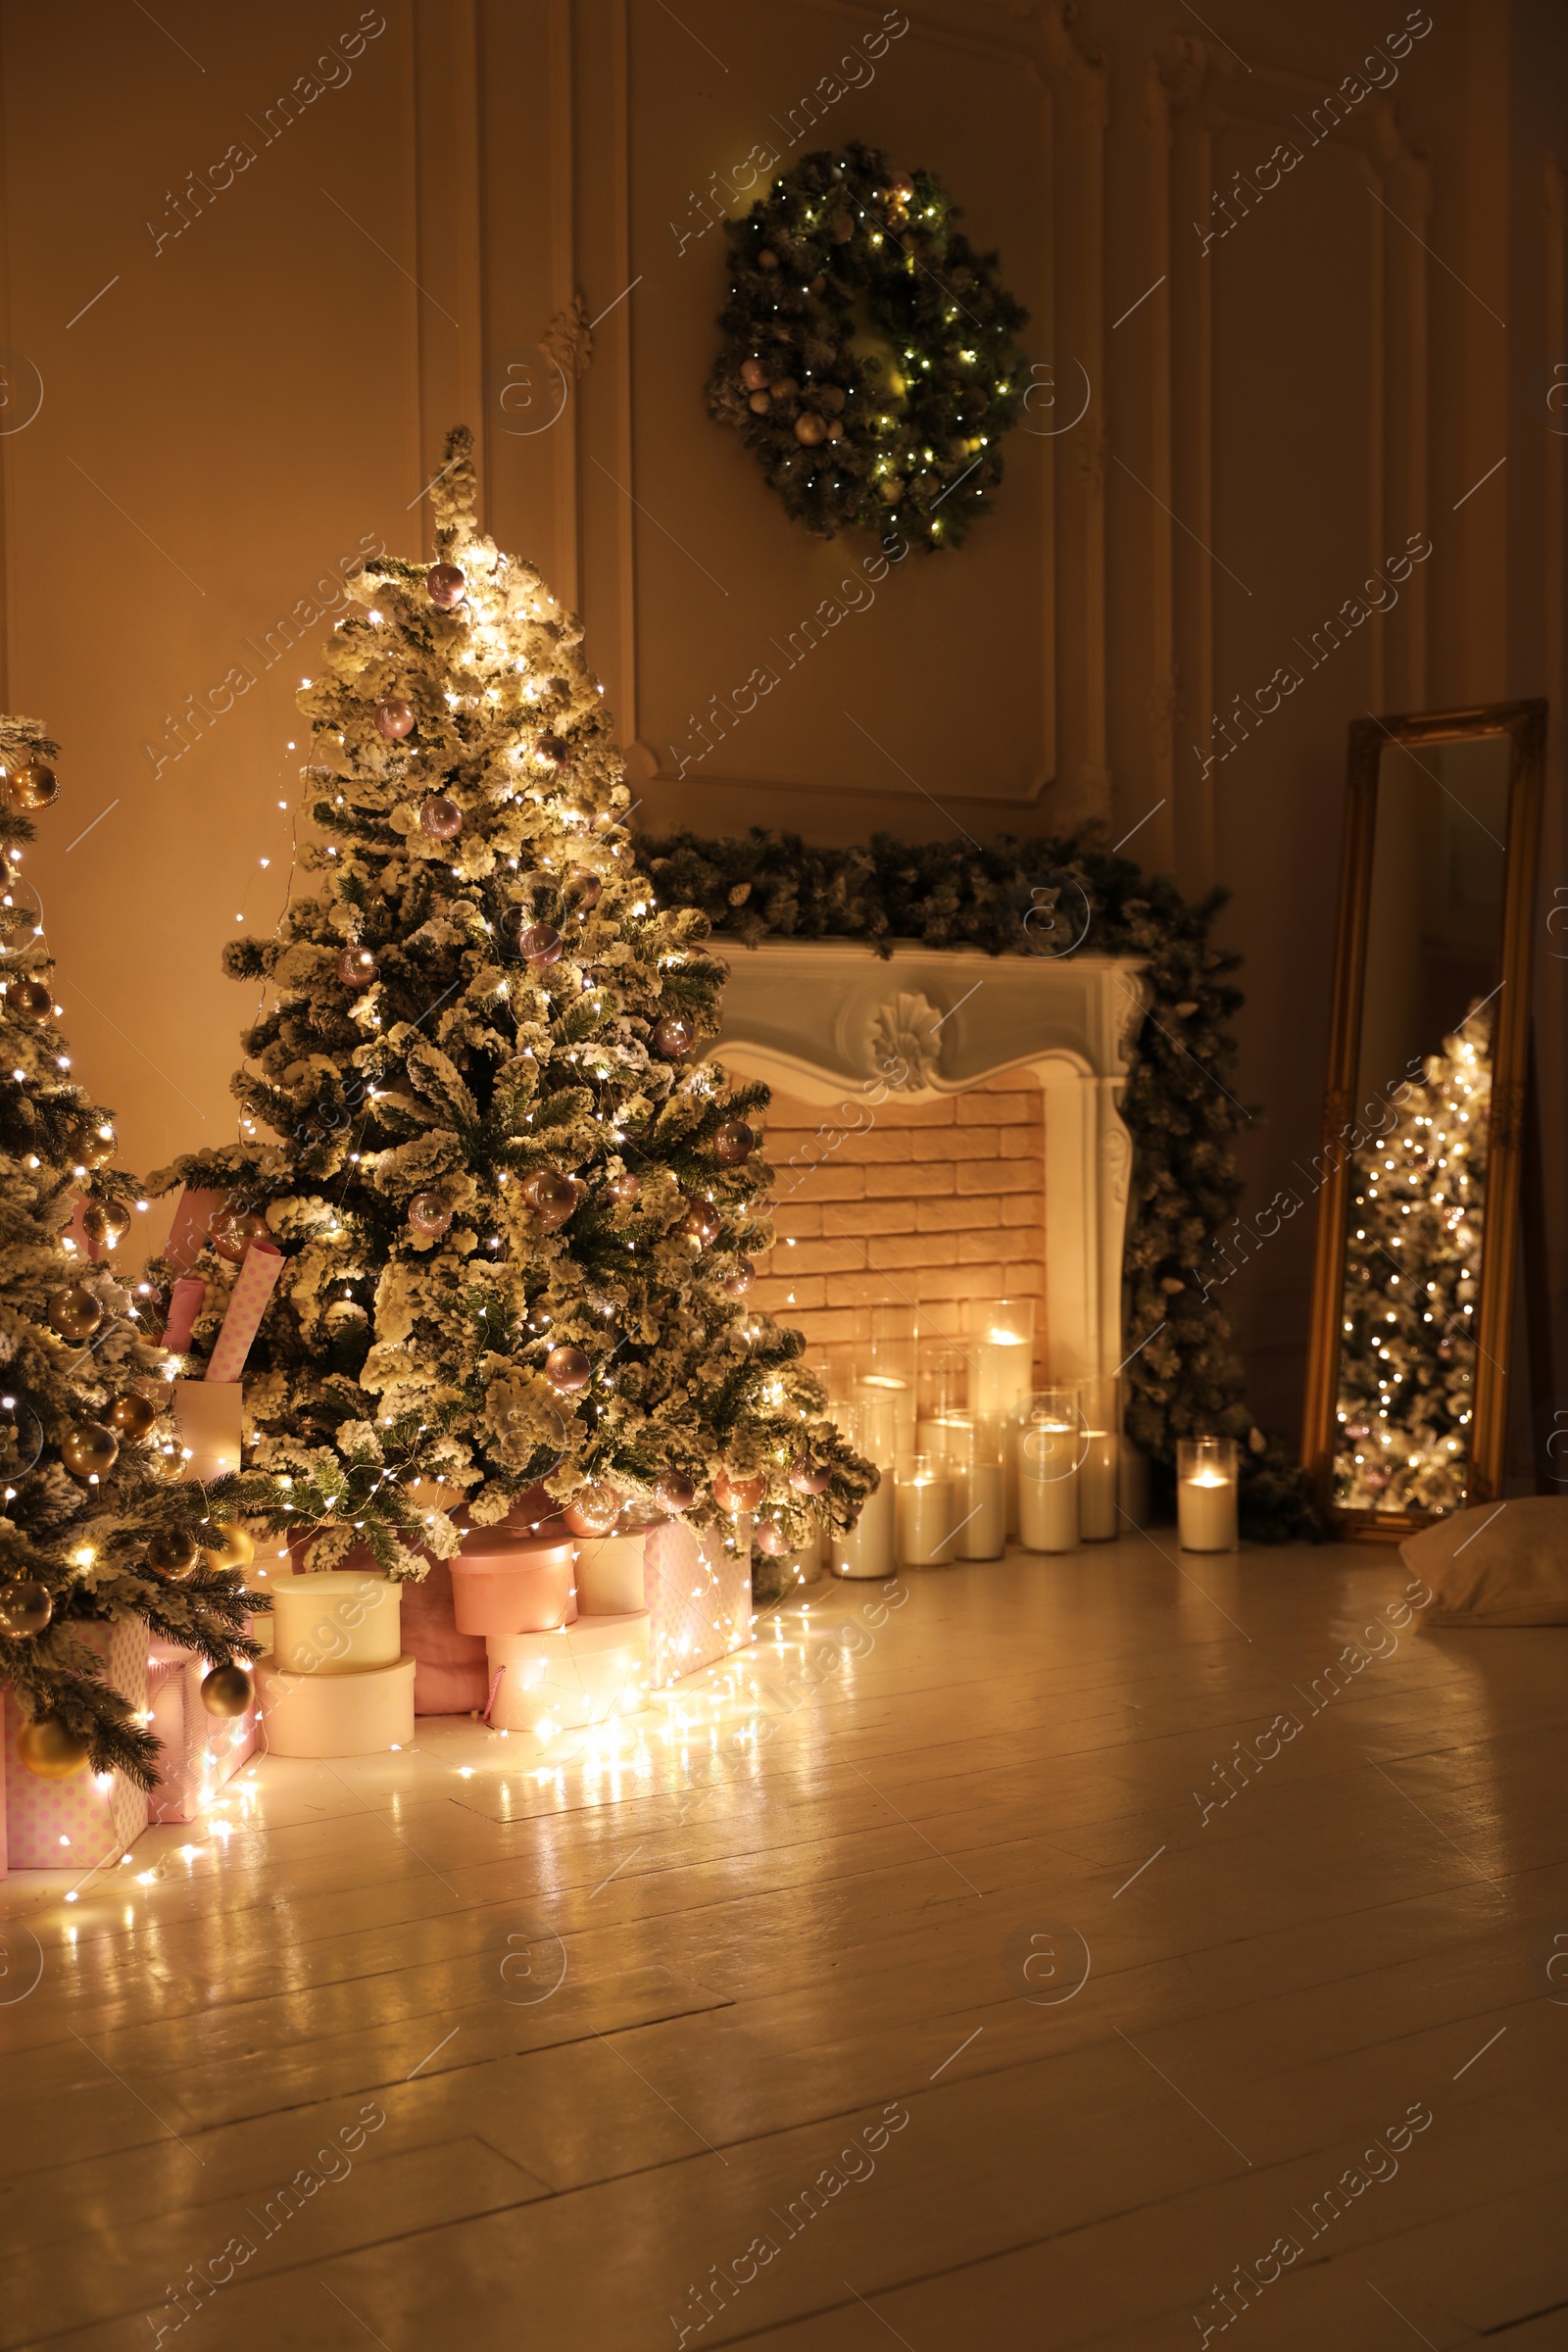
xmin=706 ymin=142 xmax=1029 ymax=552
xmin=635 ymin=824 xmax=1321 ymax=1544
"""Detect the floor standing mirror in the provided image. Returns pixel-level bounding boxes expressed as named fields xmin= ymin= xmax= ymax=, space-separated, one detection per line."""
xmin=1302 ymin=700 xmax=1547 ymax=1537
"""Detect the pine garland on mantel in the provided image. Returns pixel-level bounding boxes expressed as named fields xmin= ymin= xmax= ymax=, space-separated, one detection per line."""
xmin=636 ymin=826 xmax=1319 ymax=1544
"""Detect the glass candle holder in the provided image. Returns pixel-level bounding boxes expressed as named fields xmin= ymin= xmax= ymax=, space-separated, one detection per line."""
xmin=956 ymin=1412 xmax=1004 ymax=1560
xmin=1177 ymin=1436 xmax=1239 ymax=1553
xmin=1018 ymin=1386 xmax=1082 ymax=1553
xmin=896 ymin=1452 xmax=956 ymax=1569
xmin=831 ymin=1396 xmax=896 ymax=1580
xmin=916 ymin=1343 xmax=968 ymax=1461
xmin=965 ymin=1298 xmax=1036 ymax=1535
xmin=862 ymin=1301 xmax=917 ymax=1474
xmin=1078 ymin=1373 xmax=1120 ymax=1543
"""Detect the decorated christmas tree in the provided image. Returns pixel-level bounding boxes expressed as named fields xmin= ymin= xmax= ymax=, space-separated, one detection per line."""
xmin=0 ymin=718 xmax=261 ymax=1787
xmin=1334 ymin=1001 xmax=1492 ymax=1514
xmin=152 ymin=427 xmax=872 ymax=1577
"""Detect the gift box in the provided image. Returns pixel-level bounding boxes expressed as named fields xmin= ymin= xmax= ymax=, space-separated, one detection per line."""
xmin=3 ymin=1619 xmax=149 ymax=1869
xmin=400 ymin=1559 xmax=489 ymax=1715
xmin=486 ymin=1612 xmax=650 ymax=1733
xmin=146 ymin=1639 xmax=256 ymax=1825
xmin=641 ymin=1518 xmax=753 ymax=1689
xmin=256 ymin=1652 xmax=416 ymax=1757
xmin=451 ymin=1534 xmax=575 ymax=1635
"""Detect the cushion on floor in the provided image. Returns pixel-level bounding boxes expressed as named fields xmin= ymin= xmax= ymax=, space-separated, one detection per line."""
xmin=1402 ymin=1495 xmax=1568 ymax=1626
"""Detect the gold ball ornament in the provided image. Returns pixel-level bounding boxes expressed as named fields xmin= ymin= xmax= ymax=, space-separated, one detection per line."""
xmin=208 ymin=1210 xmax=269 ymax=1264
xmin=201 ymin=1522 xmax=255 ymax=1571
xmin=108 ymin=1392 xmax=160 ymax=1441
xmin=748 ymin=391 xmax=771 ymax=415
xmin=408 ymin=1191 xmax=453 ymax=1235
xmin=8 ymin=761 xmax=59 ymax=811
xmin=524 ymin=1169 xmax=577 ymax=1229
xmin=80 ymin=1200 xmax=130 ymax=1250
xmin=713 ymin=1119 xmax=755 ymax=1166
xmin=545 ymin=1344 xmax=592 ymax=1395
xmin=793 ymin=413 xmax=827 ymax=447
xmin=146 ymin=1525 xmax=200 ymax=1576
xmin=681 ymin=1200 xmax=721 ymax=1249
xmin=60 ymin=1421 xmax=120 ymax=1481
xmin=48 ymin=1284 xmax=103 ymax=1342
xmin=12 ymin=979 xmax=54 ymax=1022
xmin=0 ymin=1580 xmax=52 ymax=1636
xmin=200 ymin=1664 xmax=253 ymax=1717
xmin=16 ymin=1713 xmax=90 ymax=1780
xmin=336 ymin=946 xmax=378 ymax=987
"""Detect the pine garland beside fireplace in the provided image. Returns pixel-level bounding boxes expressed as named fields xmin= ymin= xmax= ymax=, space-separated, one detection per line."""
xmin=637 ymin=825 xmax=1318 ymax=1544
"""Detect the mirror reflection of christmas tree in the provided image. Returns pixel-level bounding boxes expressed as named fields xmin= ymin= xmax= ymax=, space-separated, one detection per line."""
xmin=1334 ymin=1000 xmax=1492 ymax=1514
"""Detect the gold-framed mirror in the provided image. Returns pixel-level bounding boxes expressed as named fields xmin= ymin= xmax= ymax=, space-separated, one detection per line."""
xmin=1302 ymin=700 xmax=1546 ymax=1538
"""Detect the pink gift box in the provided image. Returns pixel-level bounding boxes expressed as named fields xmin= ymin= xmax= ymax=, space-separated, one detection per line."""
xmin=450 ymin=1535 xmax=576 ymax=1636
xmin=3 ymin=1619 xmax=149 ymax=1870
xmin=642 ymin=1519 xmax=753 ymax=1689
xmin=400 ymin=1559 xmax=490 ymax=1716
xmin=146 ymin=1639 xmax=257 ymax=1825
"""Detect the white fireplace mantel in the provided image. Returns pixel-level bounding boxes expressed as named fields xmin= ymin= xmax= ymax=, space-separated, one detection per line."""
xmin=710 ymin=942 xmax=1148 ymax=1387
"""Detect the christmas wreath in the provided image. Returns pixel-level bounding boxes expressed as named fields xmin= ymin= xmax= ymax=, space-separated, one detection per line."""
xmin=707 ymin=142 xmax=1029 ymax=551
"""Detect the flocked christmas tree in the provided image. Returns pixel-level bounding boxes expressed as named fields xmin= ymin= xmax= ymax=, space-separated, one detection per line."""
xmin=152 ymin=427 xmax=872 ymax=1576
xmin=0 ymin=718 xmax=261 ymax=1787
xmin=1334 ymin=1000 xmax=1492 ymax=1514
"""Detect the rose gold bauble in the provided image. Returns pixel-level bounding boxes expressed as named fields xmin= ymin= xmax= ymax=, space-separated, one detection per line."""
xmin=653 ymin=1014 xmax=695 ymax=1058
xmin=147 ymin=1526 xmax=200 ymax=1576
xmin=721 ymin=1264 xmax=754 ymax=1298
xmin=200 ymin=1665 xmax=253 ymax=1717
xmin=0 ymin=1581 xmax=52 ymax=1636
xmin=373 ymin=700 xmax=416 ymax=740
xmin=712 ymin=1119 xmax=755 ymax=1166
xmin=653 ymin=1471 xmax=697 ymax=1514
xmin=609 ymin=1171 xmax=641 ymax=1205
xmin=544 ymin=1344 xmax=591 ymax=1394
xmin=740 ymin=357 xmax=768 ymax=390
xmin=336 ymin=946 xmax=378 ymax=986
xmin=794 ymin=413 xmax=827 ymax=447
xmin=681 ymin=1200 xmax=721 ymax=1248
xmin=525 ymin=1170 xmax=577 ymax=1226
xmin=519 ymin=922 xmax=563 ymax=965
xmin=419 ymin=795 xmax=463 ymax=840
xmin=47 ymin=1284 xmax=103 ymax=1342
xmin=16 ymin=1714 xmax=89 ymax=1780
xmin=714 ymin=1469 xmax=765 ymax=1515
xmin=14 ymin=979 xmax=52 ymax=1021
xmin=563 ymin=1484 xmax=619 ymax=1538
xmin=108 ymin=1392 xmax=160 ymax=1441
xmin=426 ymin=562 xmax=466 ymax=609
xmin=536 ymin=734 xmax=569 ymax=768
xmin=755 ymin=1517 xmax=789 ymax=1557
xmin=789 ymin=1459 xmax=831 ymax=1496
xmin=208 ymin=1211 xmax=269 ymax=1265
xmin=408 ymin=1192 xmax=453 ymax=1235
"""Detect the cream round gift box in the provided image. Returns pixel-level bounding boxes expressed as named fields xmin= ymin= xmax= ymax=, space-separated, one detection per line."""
xmin=573 ymin=1532 xmax=647 ymax=1616
xmin=486 ymin=1612 xmax=651 ymax=1733
xmin=268 ymin=1573 xmax=402 ymax=1675
xmin=256 ymin=1654 xmax=416 ymax=1757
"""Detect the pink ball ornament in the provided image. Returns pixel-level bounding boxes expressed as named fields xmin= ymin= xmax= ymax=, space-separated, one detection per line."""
xmin=426 ymin=563 xmax=466 ymax=609
xmin=519 ymin=922 xmax=563 ymax=965
xmin=336 ymin=947 xmax=378 ymax=988
xmin=714 ymin=1469 xmax=765 ymax=1515
xmin=608 ymin=1171 xmax=641 ymax=1205
xmin=536 ymin=734 xmax=569 ymax=769
xmin=740 ymin=357 xmax=769 ymax=391
xmin=789 ymin=1458 xmax=831 ymax=1496
xmin=654 ymin=1014 xmax=695 ymax=1059
xmin=682 ymin=1200 xmax=721 ymax=1248
xmin=721 ymin=1263 xmax=754 ymax=1298
xmin=545 ymin=1344 xmax=591 ymax=1394
xmin=524 ymin=1170 xmax=577 ymax=1228
xmin=566 ymin=868 xmax=603 ymax=910
xmin=653 ymin=1470 xmax=696 ymax=1514
xmin=419 ymin=795 xmax=463 ymax=840
xmin=755 ymin=1518 xmax=789 ymax=1557
xmin=713 ymin=1119 xmax=755 ymax=1166
xmin=373 ymin=700 xmax=416 ymax=741
xmin=564 ymin=1485 xmax=619 ymax=1538
xmin=408 ymin=1192 xmax=452 ymax=1235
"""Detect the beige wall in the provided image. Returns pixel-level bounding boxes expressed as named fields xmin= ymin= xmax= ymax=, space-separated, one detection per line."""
xmin=1 ymin=0 xmax=1562 ymax=1436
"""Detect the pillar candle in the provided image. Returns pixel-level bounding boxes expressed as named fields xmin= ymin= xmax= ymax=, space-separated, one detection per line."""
xmin=960 ymin=1462 xmax=1005 ymax=1559
xmin=832 ymin=1476 xmax=896 ymax=1579
xmin=1178 ymin=1469 xmax=1238 ymax=1552
xmin=896 ymin=1466 xmax=956 ymax=1568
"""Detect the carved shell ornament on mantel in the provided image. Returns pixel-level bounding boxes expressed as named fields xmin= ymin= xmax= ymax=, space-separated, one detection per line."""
xmin=866 ymin=991 xmax=945 ymax=1091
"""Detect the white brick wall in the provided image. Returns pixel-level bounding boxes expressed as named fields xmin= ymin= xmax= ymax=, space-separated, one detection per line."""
xmin=753 ymin=1075 xmax=1047 ymax=1384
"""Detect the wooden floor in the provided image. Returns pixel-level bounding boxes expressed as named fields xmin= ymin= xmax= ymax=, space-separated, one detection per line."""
xmin=4 ymin=1536 xmax=1568 ymax=2351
